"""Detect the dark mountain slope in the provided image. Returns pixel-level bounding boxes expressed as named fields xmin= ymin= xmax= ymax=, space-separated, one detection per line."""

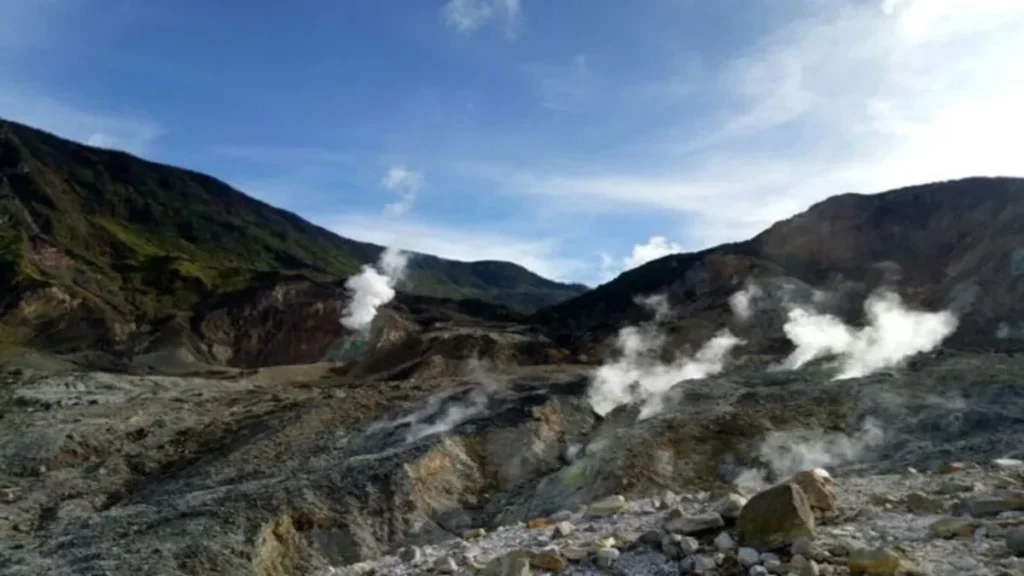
xmin=538 ymin=177 xmax=1024 ymax=350
xmin=0 ymin=119 xmax=584 ymax=353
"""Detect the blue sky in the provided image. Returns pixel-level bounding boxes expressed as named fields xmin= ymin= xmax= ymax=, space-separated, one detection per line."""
xmin=3 ymin=0 xmax=1023 ymax=285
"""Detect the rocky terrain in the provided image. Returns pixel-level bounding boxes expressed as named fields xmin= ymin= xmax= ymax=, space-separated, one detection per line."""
xmin=3 ymin=117 xmax=1024 ymax=576
xmin=3 ymin=333 xmax=1024 ymax=575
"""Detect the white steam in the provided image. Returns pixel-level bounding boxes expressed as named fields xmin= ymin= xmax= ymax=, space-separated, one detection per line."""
xmin=363 ymin=358 xmax=502 ymax=443
xmin=340 ymin=247 xmax=409 ymax=331
xmin=588 ymin=294 xmax=744 ymax=417
xmin=729 ymin=283 xmax=763 ymax=322
xmin=734 ymin=418 xmax=885 ymax=491
xmin=780 ymin=289 xmax=958 ymax=378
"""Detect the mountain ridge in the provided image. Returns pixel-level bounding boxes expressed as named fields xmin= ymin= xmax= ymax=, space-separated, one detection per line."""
xmin=0 ymin=118 xmax=586 ymax=356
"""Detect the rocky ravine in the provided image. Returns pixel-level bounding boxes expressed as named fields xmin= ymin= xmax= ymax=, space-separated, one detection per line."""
xmin=3 ymin=342 xmax=1024 ymax=575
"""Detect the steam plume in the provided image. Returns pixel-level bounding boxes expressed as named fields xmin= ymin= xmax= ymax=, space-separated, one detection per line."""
xmin=340 ymin=247 xmax=409 ymax=331
xmin=780 ymin=289 xmax=958 ymax=378
xmin=588 ymin=294 xmax=743 ymax=417
xmin=733 ymin=418 xmax=885 ymax=491
xmin=729 ymin=283 xmax=763 ymax=322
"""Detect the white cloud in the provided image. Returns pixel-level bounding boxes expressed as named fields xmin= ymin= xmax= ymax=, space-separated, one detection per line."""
xmin=441 ymin=0 xmax=521 ymax=36
xmin=624 ymin=236 xmax=685 ymax=269
xmin=472 ymin=0 xmax=1024 ymax=251
xmin=380 ymin=165 xmax=423 ymax=217
xmin=325 ymin=213 xmax=582 ymax=281
xmin=0 ymin=89 xmax=161 ymax=155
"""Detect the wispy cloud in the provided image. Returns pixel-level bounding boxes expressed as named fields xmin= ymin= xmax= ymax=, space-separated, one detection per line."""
xmin=441 ymin=0 xmax=522 ymax=37
xmin=0 ymin=89 xmax=162 ymax=155
xmin=380 ymin=165 xmax=423 ymax=217
xmin=324 ymin=213 xmax=582 ymax=281
xmin=462 ymin=0 xmax=1024 ymax=253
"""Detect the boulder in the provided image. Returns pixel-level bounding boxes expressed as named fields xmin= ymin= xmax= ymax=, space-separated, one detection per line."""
xmin=737 ymin=483 xmax=816 ymax=551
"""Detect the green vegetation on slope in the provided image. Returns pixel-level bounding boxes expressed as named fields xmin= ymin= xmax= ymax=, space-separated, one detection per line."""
xmin=0 ymin=119 xmax=585 ymax=327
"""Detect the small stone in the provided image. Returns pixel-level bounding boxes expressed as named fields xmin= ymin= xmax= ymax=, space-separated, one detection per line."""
xmin=994 ymin=458 xmax=1024 ymax=470
xmin=586 ymin=495 xmax=627 ymax=517
xmin=1006 ymin=526 xmax=1024 ymax=556
xmin=904 ymin=492 xmax=945 ymax=514
xmin=462 ymin=528 xmax=486 ymax=540
xmin=530 ymin=549 xmax=568 ymax=572
xmin=938 ymin=461 xmax=972 ymax=474
xmin=526 ymin=517 xmax=551 ymax=529
xmin=433 ymin=555 xmax=459 ymax=574
xmin=550 ymin=509 xmax=573 ymax=522
xmin=692 ymin=554 xmax=717 ymax=574
xmin=715 ymin=492 xmax=750 ymax=520
xmin=399 ymin=546 xmax=422 ymax=563
xmin=738 ymin=547 xmax=761 ymax=567
xmin=480 ymin=552 xmax=531 ymax=576
xmin=902 ymin=467 xmax=920 ymax=476
xmin=636 ymin=529 xmax=662 ymax=548
xmin=870 ymin=493 xmax=899 ymax=507
xmin=749 ymin=566 xmax=770 ymax=576
xmin=664 ymin=510 xmax=726 ymax=534
xmin=928 ymin=516 xmax=981 ymax=538
xmin=679 ymin=535 xmax=701 ymax=555
xmin=595 ymin=547 xmax=620 ymax=568
xmin=846 ymin=547 xmax=907 ymax=576
xmin=552 ymin=521 xmax=575 ymax=539
xmin=714 ymin=531 xmax=737 ymax=551
xmin=661 ymin=489 xmax=679 ymax=509
xmin=562 ymin=547 xmax=588 ymax=561
xmin=737 ymin=483 xmax=816 ymax=551
xmin=954 ymin=492 xmax=1024 ymax=517
xmin=680 ymin=557 xmax=695 ymax=573
xmin=762 ymin=553 xmax=783 ymax=573
xmin=791 ymin=554 xmax=820 ymax=576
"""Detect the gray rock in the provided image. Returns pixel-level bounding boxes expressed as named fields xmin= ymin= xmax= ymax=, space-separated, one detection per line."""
xmin=905 ymin=491 xmax=946 ymax=514
xmin=692 ymin=554 xmax=717 ymax=574
xmin=664 ymin=510 xmax=726 ymax=534
xmin=586 ymin=495 xmax=628 ymax=517
xmin=434 ymin=555 xmax=459 ymax=574
xmin=749 ymin=566 xmax=770 ymax=576
xmin=399 ymin=545 xmax=422 ymax=563
xmin=714 ymin=531 xmax=736 ymax=551
xmin=790 ymin=554 xmax=819 ymax=576
xmin=679 ymin=535 xmax=701 ymax=555
xmin=738 ymin=546 xmax=761 ymax=567
xmin=1007 ymin=526 xmax=1024 ymax=556
xmin=550 ymin=509 xmax=573 ymax=522
xmin=736 ymin=483 xmax=815 ymax=551
xmin=637 ymin=529 xmax=663 ymax=548
xmin=552 ymin=520 xmax=575 ymax=539
xmin=714 ymin=492 xmax=749 ymax=520
xmin=596 ymin=547 xmax=620 ymax=568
